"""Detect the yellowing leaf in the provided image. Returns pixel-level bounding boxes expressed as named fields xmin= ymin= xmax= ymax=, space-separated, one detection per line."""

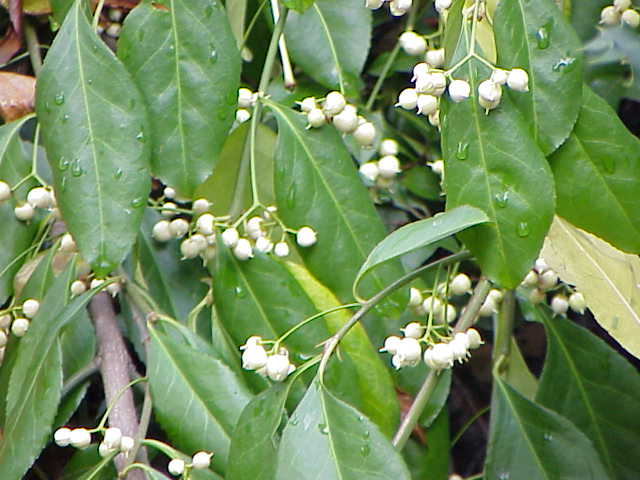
xmin=541 ymin=216 xmax=640 ymax=358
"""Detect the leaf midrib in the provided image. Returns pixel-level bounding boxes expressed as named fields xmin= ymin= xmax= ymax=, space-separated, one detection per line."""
xmin=515 ymin=0 xmax=539 ymax=140
xmin=312 ymin=3 xmax=344 ymax=92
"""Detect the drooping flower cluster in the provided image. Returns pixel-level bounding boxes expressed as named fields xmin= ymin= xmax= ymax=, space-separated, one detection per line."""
xmin=168 ymin=451 xmax=214 ymax=477
xmin=240 ymin=336 xmax=296 ymax=382
xmin=365 ymin=0 xmax=413 ymax=17
xmin=235 ymin=87 xmax=259 ymax=124
xmin=301 ymin=92 xmax=377 ymax=147
xmin=357 ymin=138 xmax=404 ymax=188
xmin=0 ymin=181 xmax=58 ymax=222
xmin=0 ymin=298 xmax=41 ymax=354
xmin=600 ymin=0 xmax=639 ymax=27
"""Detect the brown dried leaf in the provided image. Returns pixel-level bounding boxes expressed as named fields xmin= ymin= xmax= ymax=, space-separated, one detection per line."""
xmin=0 ymin=72 xmax=36 ymax=121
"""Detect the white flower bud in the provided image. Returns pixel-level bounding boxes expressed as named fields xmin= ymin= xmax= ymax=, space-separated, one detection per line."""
xmin=240 ymin=336 xmax=262 ymax=350
xmin=103 ymin=427 xmax=122 ymax=449
xmin=478 ymin=80 xmax=502 ymax=103
xmin=233 ymin=238 xmax=254 ymax=260
xmin=448 ymin=79 xmax=471 ymax=102
xmin=60 ymin=233 xmax=77 ymax=252
xmin=425 ymin=48 xmax=445 ymax=68
xmin=359 ymin=162 xmax=379 ymax=183
xmin=551 ymin=294 xmax=569 ymax=316
xmin=22 ymin=299 xmax=40 ymax=318
xmin=203 ymin=245 xmax=217 ymax=261
xmin=192 ymin=451 xmax=213 ymax=469
xmin=430 ymin=343 xmax=453 ymax=369
xmin=521 ymin=270 xmax=538 ymax=287
xmin=152 ymin=220 xmax=172 ymax=242
xmin=107 ymin=282 xmax=121 ymax=297
xmin=169 ymin=218 xmax=189 ymax=238
xmin=395 ymin=337 xmax=422 ymax=367
xmin=54 ymin=427 xmax=72 ymax=447
xmin=323 ymin=91 xmax=346 ymax=116
xmin=0 ymin=330 xmax=6 ymax=348
xmin=479 ymin=298 xmax=497 ymax=317
xmin=538 ymin=269 xmax=558 ymax=291
xmin=70 ymin=428 xmax=92 ymax=448
xmin=70 ymin=280 xmax=87 ymax=297
xmin=379 ymin=138 xmax=399 ymax=156
xmin=332 ymin=105 xmax=359 ymax=133
xmin=106 ymin=23 xmax=121 ymax=38
xmin=402 ymin=322 xmax=425 ymax=339
xmin=90 ymin=278 xmax=105 ymax=290
xmin=529 ymin=288 xmax=545 ymax=304
xmin=163 ymin=187 xmax=176 ymax=199
xmin=409 ymin=287 xmax=423 ymax=307
xmin=534 ymin=257 xmax=548 ymax=273
xmin=238 ymin=88 xmax=255 ymax=108
xmin=98 ymin=442 xmax=115 ymax=458
xmin=242 ymin=345 xmax=268 ymax=370
xmin=0 ymin=314 xmax=11 ymax=329
xmin=600 ymin=5 xmax=621 ymax=25
xmin=449 ymin=336 xmax=469 ymax=363
xmin=246 ymin=216 xmax=264 ymax=239
xmin=378 ymin=155 xmax=401 ymax=178
xmin=274 ymin=241 xmax=290 ymax=257
xmin=399 ymin=31 xmax=427 ymax=56
xmin=622 ymin=9 xmax=640 ymax=28
xmin=27 ymin=187 xmax=53 ymax=209
xmin=161 ymin=202 xmax=177 ymax=217
xmin=380 ymin=335 xmax=402 ymax=354
xmin=14 ymin=203 xmax=35 ymax=221
xmin=365 ymin=0 xmax=384 ymax=9
xmin=450 ymin=273 xmax=472 ymax=296
xmin=168 ymin=458 xmax=185 ymax=476
xmin=507 ymin=68 xmax=529 ymax=92
xmin=569 ymin=292 xmax=586 ymax=314
xmin=422 ymin=295 xmax=443 ymax=315
xmin=307 ymin=108 xmax=327 ymax=128
xmin=222 ymin=228 xmax=239 ymax=247
xmin=11 ymin=317 xmax=29 ymax=337
xmin=443 ymin=304 xmax=457 ymax=323
xmin=181 ymin=236 xmax=203 ymax=259
xmin=614 ymin=0 xmax=632 ymax=11
xmin=435 ymin=0 xmax=452 ymax=13
xmin=353 ymin=122 xmax=376 ymax=146
xmin=255 ymin=236 xmax=273 ymax=253
xmin=296 ymin=226 xmax=317 ymax=247
xmin=120 ymin=436 xmax=135 ymax=453
xmin=389 ymin=0 xmax=411 ymax=16
xmin=0 ymin=181 xmax=11 ymax=201
xmin=236 ymin=108 xmax=251 ymax=123
xmin=397 ymin=88 xmax=418 ymax=110
xmin=196 ymin=213 xmax=215 ymax=235
xmin=299 ymin=97 xmax=317 ymax=112
xmin=491 ymin=69 xmax=509 ymax=85
xmin=429 ymin=160 xmax=444 ymax=176
xmin=466 ymin=328 xmax=483 ymax=349
xmin=412 ymin=62 xmax=430 ymax=82
xmin=266 ymin=354 xmax=294 ymax=381
xmin=193 ymin=198 xmax=211 ymax=214
xmin=488 ymin=289 xmax=503 ymax=304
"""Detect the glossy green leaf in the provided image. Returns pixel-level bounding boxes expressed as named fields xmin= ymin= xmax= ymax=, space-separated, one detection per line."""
xmin=282 ymin=0 xmax=315 ymax=13
xmin=227 ymin=383 xmax=290 ymax=480
xmin=355 ymin=206 xmax=489 ymax=295
xmin=494 ymin=0 xmax=584 ymax=155
xmin=284 ymin=0 xmax=371 ymax=95
xmin=535 ymin=308 xmax=640 ymax=480
xmin=36 ymin=0 xmax=151 ymax=277
xmin=276 ymin=382 xmax=411 ymax=480
xmin=0 ymin=116 xmax=38 ymax=304
xmin=119 ymin=0 xmax=240 ymax=197
xmin=0 ymin=264 xmax=98 ymax=480
xmin=441 ymin=57 xmax=555 ymax=287
xmin=268 ymin=101 xmax=405 ymax=309
xmin=485 ymin=375 xmax=610 ymax=480
xmin=50 ymin=0 xmax=74 ymax=25
xmin=549 ymin=88 xmax=640 ymax=253
xmin=147 ymin=326 xmax=253 ymax=473
xmin=137 ymin=209 xmax=208 ymax=321
xmin=571 ymin=0 xmax=609 ymax=41
xmin=405 ymin=407 xmax=449 ymax=480
xmin=61 ymin=446 xmax=117 ymax=480
xmin=504 ymin=338 xmax=538 ymax=400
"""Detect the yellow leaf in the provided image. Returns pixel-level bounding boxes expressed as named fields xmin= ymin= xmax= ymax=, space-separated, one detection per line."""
xmin=541 ymin=216 xmax=640 ymax=358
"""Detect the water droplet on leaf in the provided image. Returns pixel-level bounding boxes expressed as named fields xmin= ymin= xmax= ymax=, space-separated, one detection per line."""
xmin=131 ymin=197 xmax=145 ymax=208
xmin=58 ymin=157 xmax=69 ymax=171
xmin=495 ymin=191 xmax=509 ymax=208
xmin=62 ymin=114 xmax=70 ymax=123
xmin=543 ymin=433 xmax=553 ymax=441
xmin=602 ymin=157 xmax=615 ymax=174
xmin=209 ymin=49 xmax=218 ymax=63
xmin=114 ymin=168 xmax=124 ymax=179
xmin=517 ymin=221 xmax=530 ymax=238
xmin=71 ymin=159 xmax=83 ymax=177
xmin=360 ymin=444 xmax=370 ymax=457
xmin=536 ymin=27 xmax=550 ymax=49
xmin=456 ymin=142 xmax=469 ymax=160
xmin=136 ymin=131 xmax=145 ymax=142
xmin=318 ymin=423 xmax=329 ymax=435
xmin=54 ymin=92 xmax=65 ymax=105
xmin=552 ymin=57 xmax=577 ymax=72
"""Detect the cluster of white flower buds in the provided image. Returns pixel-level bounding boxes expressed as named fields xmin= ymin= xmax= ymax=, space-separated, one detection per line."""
xmin=98 ymin=8 xmax=124 ymax=38
xmin=601 ymin=0 xmax=639 ymax=27
xmin=407 ymin=273 xmax=476 ymax=323
xmin=236 ymin=87 xmax=259 ymax=124
xmin=358 ymin=138 xmax=404 ymax=188
xmin=0 ymin=181 xmax=57 ymax=222
xmin=365 ymin=0 xmax=412 ymax=17
xmin=240 ymin=336 xmax=296 ymax=382
xmin=54 ymin=426 xmax=135 ymax=456
xmin=381 ymin=324 xmax=483 ymax=370
xmin=0 ymin=298 xmax=41 ymax=352
xmin=520 ymin=258 xmax=587 ymax=316
xmin=300 ymin=92 xmax=377 ymax=147
xmin=168 ymin=451 xmax=214 ymax=477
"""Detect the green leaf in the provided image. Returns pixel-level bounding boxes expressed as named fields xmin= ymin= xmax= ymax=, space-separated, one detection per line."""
xmin=0 ymin=116 xmax=38 ymax=304
xmin=50 ymin=0 xmax=74 ymax=25
xmin=282 ymin=0 xmax=315 ymax=13
xmin=549 ymin=88 xmax=640 ymax=253
xmin=484 ymin=375 xmax=611 ymax=480
xmin=284 ymin=0 xmax=371 ymax=95
xmin=276 ymin=382 xmax=411 ymax=480
xmin=268 ymin=101 xmax=405 ymax=309
xmin=0 ymin=263 xmax=98 ymax=480
xmin=355 ymin=206 xmax=489 ymax=294
xmin=571 ymin=0 xmax=609 ymax=41
xmin=147 ymin=326 xmax=253 ymax=473
xmin=36 ymin=0 xmax=151 ymax=277
xmin=404 ymin=407 xmax=449 ymax=480
xmin=534 ymin=307 xmax=640 ymax=480
xmin=400 ymin=165 xmax=442 ymax=202
xmin=541 ymin=216 xmax=640 ymax=358
xmin=494 ymin=0 xmax=584 ymax=155
xmin=61 ymin=446 xmax=117 ymax=480
xmin=441 ymin=58 xmax=555 ymax=287
xmin=227 ymin=383 xmax=290 ymax=480
xmin=137 ymin=209 xmax=208 ymax=321
xmin=119 ymin=0 xmax=240 ymax=198
xmin=504 ymin=338 xmax=538 ymax=400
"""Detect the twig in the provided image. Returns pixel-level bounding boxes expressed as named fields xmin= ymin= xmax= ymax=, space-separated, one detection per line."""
xmin=270 ymin=0 xmax=295 ymax=88
xmin=492 ymin=289 xmax=515 ymax=373
xmin=89 ymin=292 xmax=147 ymax=480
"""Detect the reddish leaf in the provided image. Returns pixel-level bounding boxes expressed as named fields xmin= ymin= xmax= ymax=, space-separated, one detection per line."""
xmin=0 ymin=72 xmax=35 ymax=121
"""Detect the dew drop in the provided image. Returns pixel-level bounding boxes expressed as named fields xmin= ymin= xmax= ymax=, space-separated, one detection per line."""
xmin=131 ymin=197 xmax=145 ymax=208
xmin=318 ymin=423 xmax=329 ymax=435
xmin=499 ymin=473 xmax=510 ymax=480
xmin=543 ymin=433 xmax=553 ymax=441
xmin=136 ymin=131 xmax=145 ymax=142
xmin=209 ymin=49 xmax=218 ymax=64
xmin=58 ymin=156 xmax=69 ymax=171
xmin=97 ymin=258 xmax=115 ymax=274
xmin=290 ymin=417 xmax=299 ymax=426
xmin=54 ymin=92 xmax=65 ymax=105
xmin=168 ymin=44 xmax=175 ymax=52
xmin=360 ymin=444 xmax=370 ymax=457
xmin=536 ymin=27 xmax=550 ymax=49
xmin=517 ymin=221 xmax=530 ymax=238
xmin=235 ymin=286 xmax=246 ymax=298
xmin=114 ymin=168 xmax=124 ymax=179
xmin=602 ymin=157 xmax=615 ymax=174
xmin=362 ymin=430 xmax=370 ymax=439
xmin=87 ymin=79 xmax=93 ymax=85
xmin=495 ymin=191 xmax=509 ymax=208
xmin=60 ymin=176 xmax=67 ymax=192
xmin=62 ymin=114 xmax=70 ymax=123
xmin=552 ymin=57 xmax=577 ymax=73
xmin=456 ymin=142 xmax=469 ymax=160
xmin=71 ymin=159 xmax=83 ymax=177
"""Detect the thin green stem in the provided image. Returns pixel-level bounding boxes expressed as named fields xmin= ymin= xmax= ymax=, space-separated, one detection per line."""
xmin=96 ymin=376 xmax=147 ymax=431
xmin=392 ymin=277 xmax=491 ymax=449
xmin=188 ymin=291 xmax=211 ymax=332
xmin=93 ymin=0 xmax=105 ymax=32
xmin=277 ymin=303 xmax=360 ymax=346
xmin=318 ymin=251 xmax=471 ymax=380
xmin=492 ymin=289 xmax=515 ymax=374
xmin=450 ymin=405 xmax=489 ymax=447
xmin=240 ymin=0 xmax=269 ymax=51
xmin=62 ymin=357 xmax=100 ymax=396
xmin=24 ymin=20 xmax=43 ymax=76
xmin=121 ymin=383 xmax=153 ymax=474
